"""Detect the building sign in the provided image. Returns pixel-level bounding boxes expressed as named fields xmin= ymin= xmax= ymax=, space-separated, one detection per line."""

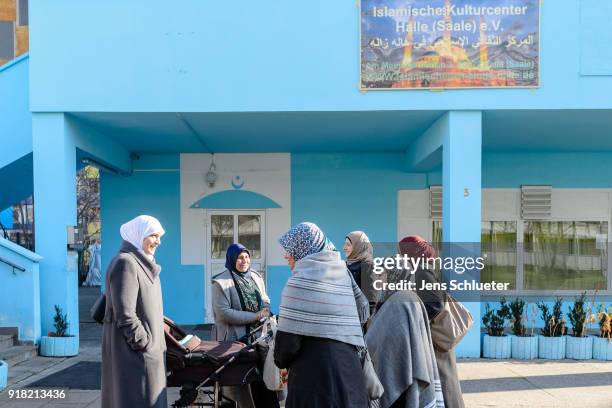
xmin=360 ymin=0 xmax=539 ymax=89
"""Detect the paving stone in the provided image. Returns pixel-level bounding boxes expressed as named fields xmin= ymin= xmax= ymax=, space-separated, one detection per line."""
xmin=40 ymin=402 xmax=90 ymax=408
xmin=0 ymin=400 xmax=51 ymax=408
xmin=0 ymin=345 xmax=37 ymax=367
xmin=7 ymin=367 xmax=38 ymax=384
xmin=11 ymin=357 xmax=60 ymax=371
xmin=85 ymin=398 xmax=101 ymax=408
xmin=63 ymin=390 xmax=100 ymax=404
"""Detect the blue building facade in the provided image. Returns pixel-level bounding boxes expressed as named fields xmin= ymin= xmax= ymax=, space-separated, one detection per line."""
xmin=2 ymin=0 xmax=612 ymax=357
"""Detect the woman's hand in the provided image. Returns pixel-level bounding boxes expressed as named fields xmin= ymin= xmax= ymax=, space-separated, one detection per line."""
xmin=280 ymin=369 xmax=289 ymax=385
xmin=255 ymin=308 xmax=271 ymax=322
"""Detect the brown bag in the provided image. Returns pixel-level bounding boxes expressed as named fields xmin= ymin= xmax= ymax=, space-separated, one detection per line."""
xmin=357 ymin=346 xmax=384 ymax=401
xmin=430 ymin=294 xmax=473 ymax=352
xmin=90 ymin=293 xmax=106 ymax=324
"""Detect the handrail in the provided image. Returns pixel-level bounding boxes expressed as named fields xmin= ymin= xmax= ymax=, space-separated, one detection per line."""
xmin=0 ymin=256 xmax=26 ymax=275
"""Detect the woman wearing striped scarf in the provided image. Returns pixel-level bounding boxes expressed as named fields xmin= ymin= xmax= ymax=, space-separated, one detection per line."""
xmin=274 ymin=222 xmax=370 ymax=408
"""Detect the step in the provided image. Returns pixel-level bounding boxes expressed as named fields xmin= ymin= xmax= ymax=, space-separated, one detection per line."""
xmin=0 ymin=334 xmax=15 ymax=351
xmin=0 ymin=345 xmax=37 ymax=367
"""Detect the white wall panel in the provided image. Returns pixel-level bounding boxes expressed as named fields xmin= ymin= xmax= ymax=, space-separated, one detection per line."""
xmin=180 ymin=153 xmax=290 ymax=266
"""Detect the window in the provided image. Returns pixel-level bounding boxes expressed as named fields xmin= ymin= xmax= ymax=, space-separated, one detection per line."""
xmin=417 ymin=189 xmax=612 ymax=293
xmin=205 ymin=211 xmax=265 ymax=323
xmin=523 ymin=221 xmax=608 ymax=290
xmin=238 ymin=215 xmax=261 ymax=258
xmin=432 ymin=220 xmax=442 ymax=246
xmin=211 ymin=215 xmax=233 ymax=259
xmin=430 ymin=219 xmax=609 ymax=291
xmin=431 ymin=220 xmax=443 ymax=279
xmin=432 ymin=220 xmax=517 ymax=288
xmin=481 ymin=221 xmax=517 ymax=290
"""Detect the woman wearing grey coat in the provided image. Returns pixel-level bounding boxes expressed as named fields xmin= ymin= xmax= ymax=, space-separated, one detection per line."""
xmin=397 ymin=236 xmax=465 ymax=408
xmin=211 ymin=243 xmax=279 ymax=408
xmin=101 ymin=215 xmax=167 ymax=408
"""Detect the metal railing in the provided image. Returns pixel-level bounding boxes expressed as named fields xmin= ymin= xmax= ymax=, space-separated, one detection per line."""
xmin=0 ymin=256 xmax=26 ymax=275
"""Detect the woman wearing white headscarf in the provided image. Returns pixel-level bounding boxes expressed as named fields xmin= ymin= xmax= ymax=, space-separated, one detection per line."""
xmin=101 ymin=215 xmax=167 ymax=408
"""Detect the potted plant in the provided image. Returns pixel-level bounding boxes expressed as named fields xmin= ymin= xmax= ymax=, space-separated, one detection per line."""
xmin=537 ymin=297 xmax=566 ymax=359
xmin=593 ymin=305 xmax=612 ymax=360
xmin=0 ymin=359 xmax=7 ymax=391
xmin=509 ymin=298 xmax=538 ymax=360
xmin=482 ymin=299 xmax=511 ymax=359
xmin=39 ymin=305 xmax=79 ymax=357
xmin=566 ymin=292 xmax=593 ymax=360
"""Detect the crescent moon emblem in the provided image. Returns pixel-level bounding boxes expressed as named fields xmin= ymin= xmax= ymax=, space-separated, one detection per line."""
xmin=231 ymin=176 xmax=245 ymax=189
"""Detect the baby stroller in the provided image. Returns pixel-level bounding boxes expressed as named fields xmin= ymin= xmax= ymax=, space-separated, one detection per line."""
xmin=165 ymin=317 xmax=271 ymax=408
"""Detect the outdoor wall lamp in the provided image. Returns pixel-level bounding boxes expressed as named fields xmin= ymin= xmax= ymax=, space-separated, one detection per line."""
xmin=205 ymin=158 xmax=218 ymax=188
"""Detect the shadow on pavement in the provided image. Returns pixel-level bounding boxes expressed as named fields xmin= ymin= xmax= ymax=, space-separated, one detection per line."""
xmin=461 ymin=371 xmax=612 ymax=393
xmin=25 ymin=361 xmax=101 ymax=390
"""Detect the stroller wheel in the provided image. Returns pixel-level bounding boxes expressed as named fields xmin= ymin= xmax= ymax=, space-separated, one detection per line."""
xmin=172 ymin=384 xmax=198 ymax=407
xmin=219 ymin=399 xmax=236 ymax=408
xmin=173 ymin=383 xmax=238 ymax=408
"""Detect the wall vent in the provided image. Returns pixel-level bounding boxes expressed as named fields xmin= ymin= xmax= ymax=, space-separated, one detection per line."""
xmin=429 ymin=185 xmax=442 ymax=219
xmin=521 ymin=185 xmax=552 ymax=220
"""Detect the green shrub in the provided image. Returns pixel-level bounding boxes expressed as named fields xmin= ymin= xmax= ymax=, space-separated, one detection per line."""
xmin=482 ymin=298 xmax=510 ymax=336
xmin=509 ymin=298 xmax=528 ymax=337
xmin=53 ymin=305 xmax=69 ymax=337
xmin=538 ymin=297 xmax=565 ymax=337
xmin=568 ymin=292 xmax=588 ymax=337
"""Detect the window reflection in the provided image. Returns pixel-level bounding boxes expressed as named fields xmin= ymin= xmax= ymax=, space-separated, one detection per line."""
xmin=211 ymin=215 xmax=233 ymax=259
xmin=481 ymin=221 xmax=517 ymax=289
xmin=238 ymin=215 xmax=261 ymax=258
xmin=524 ymin=221 xmax=608 ymax=290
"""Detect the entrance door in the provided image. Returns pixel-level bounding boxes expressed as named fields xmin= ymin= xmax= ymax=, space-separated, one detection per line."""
xmin=205 ymin=210 xmax=265 ymax=323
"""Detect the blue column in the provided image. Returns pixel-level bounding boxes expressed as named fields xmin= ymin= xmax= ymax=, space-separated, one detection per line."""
xmin=442 ymin=111 xmax=482 ymax=358
xmin=33 ymin=113 xmax=80 ymax=342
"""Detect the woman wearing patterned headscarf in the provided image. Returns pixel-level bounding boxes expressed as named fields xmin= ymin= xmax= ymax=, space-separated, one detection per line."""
xmin=344 ymin=230 xmax=378 ymax=311
xmin=211 ymin=243 xmax=278 ymax=408
xmin=101 ymin=215 xmax=167 ymax=408
xmin=274 ymin=222 xmax=370 ymax=408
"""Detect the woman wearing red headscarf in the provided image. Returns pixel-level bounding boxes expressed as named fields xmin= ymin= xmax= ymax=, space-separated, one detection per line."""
xmin=397 ymin=236 xmax=465 ymax=408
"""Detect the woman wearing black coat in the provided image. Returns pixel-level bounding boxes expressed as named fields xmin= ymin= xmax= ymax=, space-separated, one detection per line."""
xmin=344 ymin=230 xmax=378 ymax=312
xmin=274 ymin=222 xmax=370 ymax=408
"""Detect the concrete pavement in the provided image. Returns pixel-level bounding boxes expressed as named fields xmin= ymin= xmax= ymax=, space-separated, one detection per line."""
xmin=2 ymin=353 xmax=612 ymax=407
xmin=458 ymin=358 xmax=612 ymax=408
xmin=1 ymin=287 xmax=611 ymax=407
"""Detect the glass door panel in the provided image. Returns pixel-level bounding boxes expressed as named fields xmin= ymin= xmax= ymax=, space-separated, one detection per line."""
xmin=211 ymin=215 xmax=234 ymax=259
xmin=238 ymin=215 xmax=261 ymax=258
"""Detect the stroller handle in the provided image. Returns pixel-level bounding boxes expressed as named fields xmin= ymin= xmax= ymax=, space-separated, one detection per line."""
xmin=183 ymin=351 xmax=221 ymax=366
xmin=237 ymin=316 xmax=272 ymax=344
